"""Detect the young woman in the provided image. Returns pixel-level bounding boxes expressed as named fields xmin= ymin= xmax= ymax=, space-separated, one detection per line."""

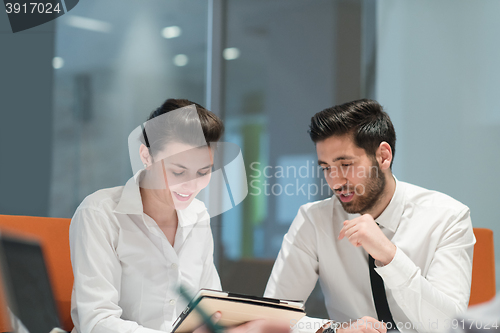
xmin=69 ymin=99 xmax=289 ymax=333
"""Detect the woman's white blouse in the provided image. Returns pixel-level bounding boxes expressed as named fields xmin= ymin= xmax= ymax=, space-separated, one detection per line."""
xmin=69 ymin=177 xmax=221 ymax=333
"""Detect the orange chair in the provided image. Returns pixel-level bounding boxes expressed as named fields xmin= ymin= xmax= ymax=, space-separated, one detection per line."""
xmin=0 ymin=215 xmax=73 ymax=332
xmin=469 ymin=228 xmax=496 ymax=306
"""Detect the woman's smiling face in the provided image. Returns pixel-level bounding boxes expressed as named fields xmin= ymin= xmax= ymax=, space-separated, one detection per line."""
xmin=160 ymin=142 xmax=213 ymax=210
xmin=142 ymin=142 xmax=213 ymax=210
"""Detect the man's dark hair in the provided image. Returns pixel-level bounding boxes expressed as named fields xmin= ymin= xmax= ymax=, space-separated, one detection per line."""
xmin=309 ymin=99 xmax=396 ymax=167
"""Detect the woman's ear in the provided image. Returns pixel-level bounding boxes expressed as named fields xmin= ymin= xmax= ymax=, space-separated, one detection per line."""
xmin=377 ymin=142 xmax=393 ymax=171
xmin=139 ymin=144 xmax=153 ymax=167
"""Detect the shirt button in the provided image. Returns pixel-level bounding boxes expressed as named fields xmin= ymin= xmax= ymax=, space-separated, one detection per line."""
xmin=171 ymin=263 xmax=178 ymax=269
xmin=170 ymin=299 xmax=176 ymax=305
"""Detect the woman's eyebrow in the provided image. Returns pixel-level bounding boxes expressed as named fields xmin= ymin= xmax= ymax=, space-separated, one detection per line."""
xmin=170 ymin=163 xmax=187 ymax=169
xmin=170 ymin=163 xmax=213 ymax=169
xmin=200 ymin=164 xmax=213 ymax=169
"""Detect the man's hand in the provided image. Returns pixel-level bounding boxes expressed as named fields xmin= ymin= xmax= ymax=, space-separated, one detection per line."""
xmin=338 ymin=214 xmax=396 ymax=265
xmin=337 ymin=317 xmax=387 ymax=333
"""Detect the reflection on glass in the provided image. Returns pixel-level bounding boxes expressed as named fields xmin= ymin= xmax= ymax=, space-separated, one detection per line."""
xmin=50 ymin=0 xmax=208 ymax=218
xmin=222 ymin=0 xmax=337 ymax=260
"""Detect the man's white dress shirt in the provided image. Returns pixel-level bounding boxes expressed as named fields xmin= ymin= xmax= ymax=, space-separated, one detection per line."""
xmin=265 ymin=178 xmax=475 ymax=333
xmin=70 ymin=176 xmax=221 ymax=333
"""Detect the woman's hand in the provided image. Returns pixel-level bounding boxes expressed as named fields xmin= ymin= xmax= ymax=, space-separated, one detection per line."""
xmin=227 ymin=320 xmax=290 ymax=333
xmin=192 ymin=312 xmax=222 ymax=333
xmin=336 ymin=317 xmax=387 ymax=333
xmin=192 ymin=313 xmax=290 ymax=333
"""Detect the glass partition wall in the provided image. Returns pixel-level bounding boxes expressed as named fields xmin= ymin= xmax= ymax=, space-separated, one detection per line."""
xmin=50 ymin=0 xmax=208 ymax=218
xmin=219 ymin=0 xmax=365 ymax=316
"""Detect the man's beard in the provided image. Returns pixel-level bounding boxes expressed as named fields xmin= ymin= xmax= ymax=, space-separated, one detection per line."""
xmin=336 ymin=160 xmax=386 ymax=214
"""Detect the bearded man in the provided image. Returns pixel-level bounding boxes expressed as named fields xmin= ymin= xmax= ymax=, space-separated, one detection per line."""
xmin=264 ymin=99 xmax=475 ymax=333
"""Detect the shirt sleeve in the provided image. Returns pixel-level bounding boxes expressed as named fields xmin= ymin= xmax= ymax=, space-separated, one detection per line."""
xmin=264 ymin=205 xmax=319 ymax=302
xmin=375 ymin=208 xmax=475 ymax=333
xmin=70 ymin=208 xmax=166 ymax=333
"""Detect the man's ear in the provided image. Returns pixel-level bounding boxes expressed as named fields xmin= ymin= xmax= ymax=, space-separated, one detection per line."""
xmin=139 ymin=144 xmax=153 ymax=167
xmin=376 ymin=142 xmax=393 ymax=171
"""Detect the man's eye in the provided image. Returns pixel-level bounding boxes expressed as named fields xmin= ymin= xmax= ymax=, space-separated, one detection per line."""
xmin=321 ymin=166 xmax=331 ymax=171
xmin=341 ymin=163 xmax=352 ymax=167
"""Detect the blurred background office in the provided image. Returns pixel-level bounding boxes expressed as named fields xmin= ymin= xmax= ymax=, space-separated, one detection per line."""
xmin=1 ymin=0 xmax=499 ymax=318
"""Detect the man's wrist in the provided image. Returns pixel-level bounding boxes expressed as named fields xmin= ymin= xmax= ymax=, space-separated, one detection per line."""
xmin=378 ymin=243 xmax=397 ymax=266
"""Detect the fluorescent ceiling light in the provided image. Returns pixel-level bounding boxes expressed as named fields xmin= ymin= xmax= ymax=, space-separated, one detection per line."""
xmin=173 ymin=54 xmax=189 ymax=67
xmin=66 ymin=15 xmax=112 ymax=33
xmin=223 ymin=47 xmax=240 ymax=60
xmin=162 ymin=26 xmax=182 ymax=39
xmin=52 ymin=57 xmax=64 ymax=69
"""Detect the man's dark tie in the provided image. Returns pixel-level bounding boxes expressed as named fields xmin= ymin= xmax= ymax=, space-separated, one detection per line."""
xmin=369 ymin=254 xmax=398 ymax=331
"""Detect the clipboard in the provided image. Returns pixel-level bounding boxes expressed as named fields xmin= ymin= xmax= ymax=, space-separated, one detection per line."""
xmin=172 ymin=289 xmax=306 ymax=333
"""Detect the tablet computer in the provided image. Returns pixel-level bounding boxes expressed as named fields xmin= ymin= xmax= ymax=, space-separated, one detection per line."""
xmin=172 ymin=289 xmax=306 ymax=333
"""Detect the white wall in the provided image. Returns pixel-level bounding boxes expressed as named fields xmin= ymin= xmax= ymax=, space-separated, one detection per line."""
xmin=376 ymin=0 xmax=500 ymax=288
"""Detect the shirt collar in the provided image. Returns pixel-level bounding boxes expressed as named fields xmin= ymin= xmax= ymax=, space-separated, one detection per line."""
xmin=374 ymin=175 xmax=405 ymax=233
xmin=177 ymin=207 xmax=199 ymax=227
xmin=114 ymin=173 xmax=144 ymax=215
xmin=113 ymin=171 xmax=202 ymax=227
